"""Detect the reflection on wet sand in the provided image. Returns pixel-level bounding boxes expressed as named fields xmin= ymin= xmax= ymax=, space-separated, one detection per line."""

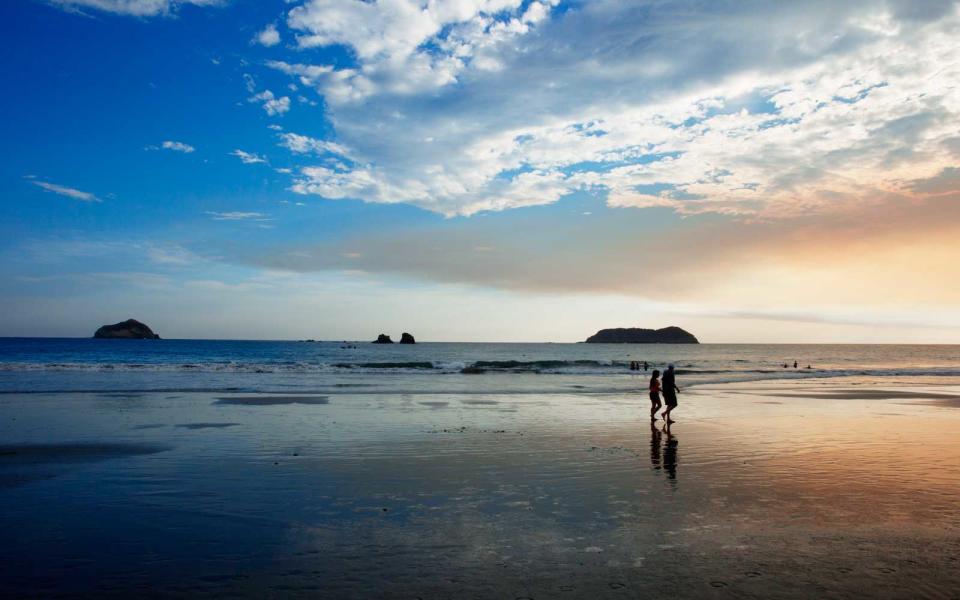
xmin=650 ymin=422 xmax=678 ymax=481
xmin=649 ymin=421 xmax=661 ymax=471
xmin=0 ymin=383 xmax=958 ymax=598
xmin=662 ymin=423 xmax=678 ymax=481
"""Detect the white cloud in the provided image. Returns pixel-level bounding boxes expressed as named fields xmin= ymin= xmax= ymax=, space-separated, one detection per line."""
xmin=145 ymin=243 xmax=202 ymax=265
xmin=254 ymin=23 xmax=281 ymax=47
xmin=31 ymin=180 xmax=101 ymax=203
xmin=263 ymin=0 xmax=960 ymax=217
xmin=277 ymin=132 xmax=353 ymax=158
xmin=229 ymin=149 xmax=268 ymax=165
xmin=272 ymin=0 xmax=560 ymax=103
xmin=248 ymin=90 xmax=291 ymax=116
xmin=161 ymin=140 xmax=195 ymax=153
xmin=205 ymin=211 xmax=271 ymax=221
xmin=50 ymin=0 xmax=223 ymax=17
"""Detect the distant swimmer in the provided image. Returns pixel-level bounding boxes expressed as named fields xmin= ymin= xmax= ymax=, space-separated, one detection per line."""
xmin=649 ymin=369 xmax=662 ymax=421
xmin=794 ymin=361 xmax=798 ymax=369
xmin=660 ymin=364 xmax=680 ymax=423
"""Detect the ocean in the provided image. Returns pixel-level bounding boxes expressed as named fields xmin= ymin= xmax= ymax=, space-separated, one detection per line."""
xmin=2 ymin=338 xmax=960 ymax=597
xmin=1 ymin=338 xmax=958 ymax=394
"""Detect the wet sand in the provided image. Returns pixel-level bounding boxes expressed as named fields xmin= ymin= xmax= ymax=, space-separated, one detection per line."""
xmin=1 ymin=380 xmax=959 ymax=598
xmin=748 ymin=389 xmax=960 ymax=401
xmin=0 ymin=442 xmax=167 ymax=464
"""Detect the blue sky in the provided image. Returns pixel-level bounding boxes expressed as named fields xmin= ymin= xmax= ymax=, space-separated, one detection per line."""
xmin=1 ymin=0 xmax=959 ymax=341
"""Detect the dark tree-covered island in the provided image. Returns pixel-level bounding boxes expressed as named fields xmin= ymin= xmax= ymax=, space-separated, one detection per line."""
xmin=93 ymin=319 xmax=161 ymax=339
xmin=584 ymin=326 xmax=699 ymax=344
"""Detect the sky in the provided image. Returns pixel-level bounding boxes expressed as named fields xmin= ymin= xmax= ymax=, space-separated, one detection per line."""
xmin=1 ymin=0 xmax=958 ymax=342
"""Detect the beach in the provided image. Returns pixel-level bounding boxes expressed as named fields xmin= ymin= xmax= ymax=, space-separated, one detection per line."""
xmin=8 ymin=0 xmax=959 ymax=595
xmin=2 ymin=374 xmax=959 ymax=598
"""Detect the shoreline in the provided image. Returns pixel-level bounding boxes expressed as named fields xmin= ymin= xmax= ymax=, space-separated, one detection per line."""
xmin=3 ymin=373 xmax=960 ymax=396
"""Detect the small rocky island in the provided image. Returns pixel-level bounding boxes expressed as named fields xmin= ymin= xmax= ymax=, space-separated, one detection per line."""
xmin=585 ymin=326 xmax=698 ymax=344
xmin=94 ymin=319 xmax=161 ymax=339
xmin=373 ymin=333 xmax=417 ymax=344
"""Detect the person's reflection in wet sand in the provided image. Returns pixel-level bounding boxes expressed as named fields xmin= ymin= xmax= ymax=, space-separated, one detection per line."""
xmin=662 ymin=422 xmax=678 ymax=481
xmin=650 ymin=421 xmax=662 ymax=471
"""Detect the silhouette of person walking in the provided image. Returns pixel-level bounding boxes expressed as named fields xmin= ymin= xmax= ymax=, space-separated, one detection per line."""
xmin=660 ymin=364 xmax=680 ymax=423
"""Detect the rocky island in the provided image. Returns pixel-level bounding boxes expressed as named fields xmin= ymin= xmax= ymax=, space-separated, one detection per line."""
xmin=373 ymin=333 xmax=417 ymax=344
xmin=93 ymin=319 xmax=161 ymax=339
xmin=585 ymin=326 xmax=698 ymax=344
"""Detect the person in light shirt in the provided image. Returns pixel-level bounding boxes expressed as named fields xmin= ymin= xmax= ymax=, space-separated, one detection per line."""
xmin=648 ymin=369 xmax=662 ymax=421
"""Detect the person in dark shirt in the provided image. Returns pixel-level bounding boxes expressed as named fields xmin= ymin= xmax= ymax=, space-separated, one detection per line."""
xmin=660 ymin=364 xmax=680 ymax=423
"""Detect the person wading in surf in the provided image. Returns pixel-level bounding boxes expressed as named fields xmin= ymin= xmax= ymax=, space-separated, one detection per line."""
xmin=660 ymin=364 xmax=680 ymax=423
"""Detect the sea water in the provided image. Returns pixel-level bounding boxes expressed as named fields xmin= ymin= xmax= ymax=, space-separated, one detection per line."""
xmin=2 ymin=339 xmax=960 ymax=597
xmin=1 ymin=338 xmax=958 ymax=394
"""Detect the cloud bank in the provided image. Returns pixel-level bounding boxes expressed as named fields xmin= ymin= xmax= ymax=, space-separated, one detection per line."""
xmin=244 ymin=187 xmax=960 ymax=311
xmin=258 ymin=0 xmax=960 ymax=217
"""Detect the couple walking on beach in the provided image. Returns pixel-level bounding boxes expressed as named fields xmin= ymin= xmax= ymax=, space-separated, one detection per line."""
xmin=648 ymin=364 xmax=679 ymax=422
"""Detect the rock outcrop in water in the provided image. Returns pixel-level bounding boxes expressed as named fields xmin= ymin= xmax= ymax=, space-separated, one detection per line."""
xmin=94 ymin=319 xmax=161 ymax=339
xmin=399 ymin=332 xmax=416 ymax=344
xmin=372 ymin=334 xmax=394 ymax=344
xmin=585 ymin=326 xmax=698 ymax=344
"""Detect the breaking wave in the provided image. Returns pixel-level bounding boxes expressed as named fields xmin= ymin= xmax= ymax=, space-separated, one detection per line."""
xmin=2 ymin=360 xmax=960 ymax=381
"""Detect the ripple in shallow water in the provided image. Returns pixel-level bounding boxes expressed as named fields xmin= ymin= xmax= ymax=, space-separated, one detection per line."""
xmin=214 ymin=396 xmax=330 ymax=406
